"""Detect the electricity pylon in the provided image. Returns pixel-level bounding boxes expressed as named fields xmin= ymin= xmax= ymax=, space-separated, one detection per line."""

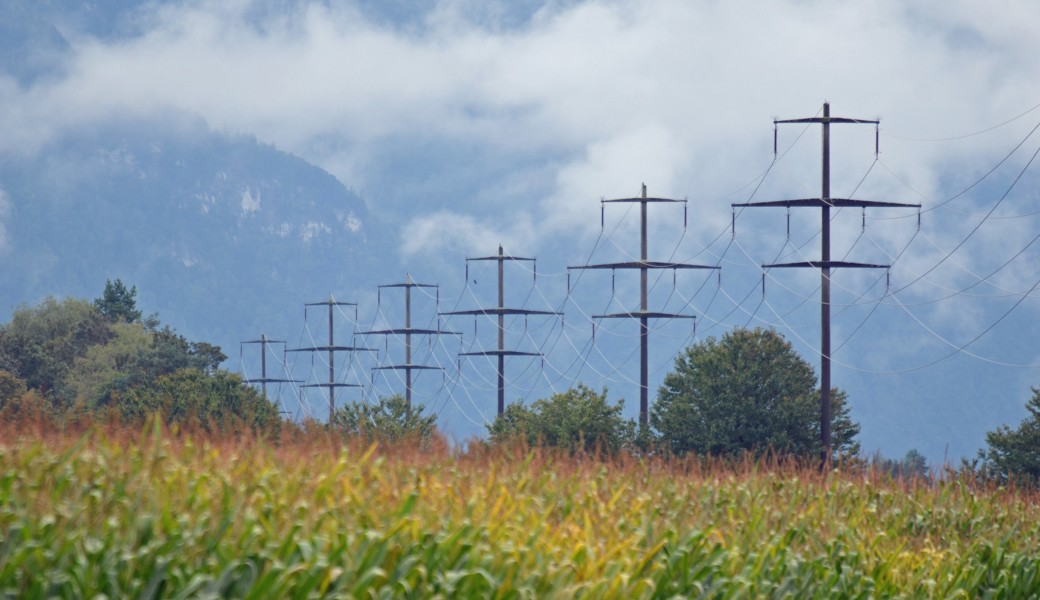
xmin=441 ymin=245 xmax=561 ymax=415
xmin=732 ymin=102 xmax=920 ymax=461
xmin=287 ymin=296 xmax=376 ymax=423
xmin=358 ymin=275 xmax=460 ymax=411
xmin=569 ymin=184 xmax=720 ymax=426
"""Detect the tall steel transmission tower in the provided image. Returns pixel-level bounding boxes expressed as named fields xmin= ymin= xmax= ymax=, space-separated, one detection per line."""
xmin=569 ymin=184 xmax=720 ymax=426
xmin=358 ymin=275 xmax=459 ymax=411
xmin=441 ymin=245 xmax=561 ymax=415
xmin=287 ymin=296 xmax=376 ymax=423
xmin=732 ymin=102 xmax=919 ymax=460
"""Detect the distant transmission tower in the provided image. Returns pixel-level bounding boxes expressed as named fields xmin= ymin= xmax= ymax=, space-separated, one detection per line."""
xmin=241 ymin=333 xmax=300 ymax=403
xmin=287 ymin=296 xmax=376 ymax=424
xmin=441 ymin=245 xmax=561 ymax=415
xmin=732 ymin=102 xmax=919 ymax=460
xmin=569 ymin=184 xmax=720 ymax=426
xmin=358 ymin=275 xmax=460 ymax=411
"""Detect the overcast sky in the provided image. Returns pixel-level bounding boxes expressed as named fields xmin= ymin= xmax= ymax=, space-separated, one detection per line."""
xmin=3 ymin=0 xmax=1040 ymax=461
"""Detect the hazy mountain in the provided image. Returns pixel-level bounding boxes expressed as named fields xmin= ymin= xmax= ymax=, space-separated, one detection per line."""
xmin=0 ymin=2 xmax=386 ymax=365
xmin=0 ymin=112 xmax=384 ymax=351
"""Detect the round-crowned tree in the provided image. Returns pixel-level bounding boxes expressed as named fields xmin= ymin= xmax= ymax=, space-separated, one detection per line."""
xmin=651 ymin=327 xmax=859 ymax=459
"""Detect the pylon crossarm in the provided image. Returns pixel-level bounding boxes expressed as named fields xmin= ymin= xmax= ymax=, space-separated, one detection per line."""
xmin=358 ymin=328 xmax=461 ymax=336
xmin=460 ymin=350 xmax=541 ymax=357
xmin=441 ymin=308 xmax=559 ymax=317
xmin=568 ymin=261 xmax=719 ymax=270
xmin=764 ymin=260 xmax=888 ymax=270
xmin=372 ymin=364 xmax=442 ymax=371
xmin=602 ymin=197 xmax=686 ymax=204
xmin=467 ymin=255 xmax=535 ymax=263
xmin=286 ymin=345 xmax=377 ymax=353
xmin=775 ymin=117 xmax=878 ymax=125
xmin=733 ymin=198 xmax=920 ymax=209
xmin=244 ymin=378 xmax=302 ymax=384
xmin=594 ymin=311 xmax=697 ymax=320
xmin=378 ymin=282 xmax=437 ymax=289
xmin=301 ymin=383 xmax=363 ymax=389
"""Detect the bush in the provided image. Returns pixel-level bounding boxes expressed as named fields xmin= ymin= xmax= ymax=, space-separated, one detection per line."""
xmin=331 ymin=395 xmax=439 ymax=447
xmin=487 ymin=384 xmax=635 ymax=455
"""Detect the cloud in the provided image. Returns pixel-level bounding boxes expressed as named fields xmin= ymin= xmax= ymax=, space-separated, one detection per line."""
xmin=3 ymin=0 xmax=1040 ymax=377
xmin=401 ymin=210 xmax=535 ymax=259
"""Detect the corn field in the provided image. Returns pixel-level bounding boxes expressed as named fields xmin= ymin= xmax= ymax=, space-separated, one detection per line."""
xmin=1 ymin=425 xmax=1039 ymax=598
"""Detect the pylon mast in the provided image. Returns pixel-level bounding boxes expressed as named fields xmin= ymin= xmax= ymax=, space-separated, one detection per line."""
xmin=570 ymin=184 xmax=720 ymax=427
xmin=287 ymin=295 xmax=376 ymax=423
xmin=441 ymin=245 xmax=561 ymax=415
xmin=733 ymin=102 xmax=920 ymax=461
xmin=358 ymin=275 xmax=459 ymax=411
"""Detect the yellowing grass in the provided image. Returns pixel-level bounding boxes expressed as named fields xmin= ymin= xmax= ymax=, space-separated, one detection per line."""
xmin=1 ymin=427 xmax=1039 ymax=598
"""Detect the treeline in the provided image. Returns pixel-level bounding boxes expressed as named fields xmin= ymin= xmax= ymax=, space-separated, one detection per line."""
xmin=0 ymin=281 xmax=279 ymax=435
xmin=0 ymin=281 xmax=1037 ymax=486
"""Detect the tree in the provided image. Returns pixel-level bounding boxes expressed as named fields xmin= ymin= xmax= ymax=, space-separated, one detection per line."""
xmin=978 ymin=387 xmax=1040 ymax=485
xmin=139 ymin=326 xmax=226 ymax=378
xmin=94 ymin=279 xmax=142 ymax=323
xmin=874 ymin=449 xmax=929 ymax=480
xmin=66 ymin=321 xmax=153 ymax=405
xmin=0 ymin=370 xmax=49 ymax=423
xmin=0 ymin=370 xmax=26 ymax=409
xmin=0 ymin=297 xmax=111 ymax=402
xmin=116 ymin=368 xmax=280 ymax=435
xmin=65 ymin=323 xmax=228 ymax=407
xmin=487 ymin=384 xmax=636 ymax=455
xmin=901 ymin=449 xmax=929 ymax=479
xmin=332 ymin=395 xmax=438 ymax=445
xmin=651 ymin=327 xmax=859 ymax=459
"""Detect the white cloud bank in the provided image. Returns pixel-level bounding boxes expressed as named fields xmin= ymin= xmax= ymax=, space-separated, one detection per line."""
xmin=3 ymin=0 xmax=1036 ymax=334
xmin=4 ymin=1 xmax=1038 ymax=209
xmin=2 ymin=1 xmax=1038 ymax=318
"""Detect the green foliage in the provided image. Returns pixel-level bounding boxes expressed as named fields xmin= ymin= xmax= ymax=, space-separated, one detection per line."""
xmin=652 ymin=327 xmax=859 ymax=459
xmin=0 ymin=297 xmax=110 ymax=401
xmin=66 ymin=322 xmax=229 ymax=407
xmin=0 ymin=369 xmax=26 ymax=408
xmin=874 ymin=449 xmax=930 ymax=480
xmin=118 ymin=368 xmax=280 ymax=435
xmin=488 ymin=384 xmax=636 ymax=454
xmin=93 ymin=278 xmax=142 ymax=323
xmin=901 ymin=449 xmax=929 ymax=479
xmin=0 ymin=291 xmax=248 ymax=434
xmin=979 ymin=387 xmax=1040 ymax=485
xmin=0 ymin=369 xmax=25 ymax=399
xmin=138 ymin=326 xmax=227 ymax=378
xmin=66 ymin=322 xmax=153 ymax=404
xmin=332 ymin=394 xmax=438 ymax=445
